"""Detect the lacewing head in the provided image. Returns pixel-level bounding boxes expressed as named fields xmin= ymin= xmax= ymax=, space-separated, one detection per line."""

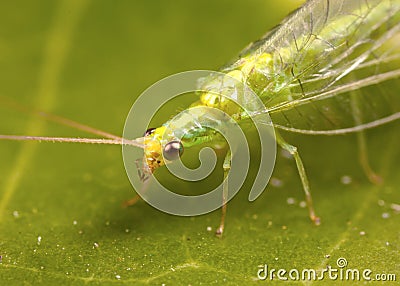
xmin=137 ymin=127 xmax=184 ymax=178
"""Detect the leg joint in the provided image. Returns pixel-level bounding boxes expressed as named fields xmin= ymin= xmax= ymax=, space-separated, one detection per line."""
xmin=287 ymin=145 xmax=297 ymax=155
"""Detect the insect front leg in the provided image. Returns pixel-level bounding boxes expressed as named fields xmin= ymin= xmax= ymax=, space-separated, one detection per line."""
xmin=215 ymin=150 xmax=231 ymax=237
xmin=276 ymin=132 xmax=320 ymax=225
xmin=123 ymin=177 xmax=152 ymax=208
xmin=123 ymin=158 xmax=151 ymax=207
xmin=122 ymin=195 xmax=141 ymax=208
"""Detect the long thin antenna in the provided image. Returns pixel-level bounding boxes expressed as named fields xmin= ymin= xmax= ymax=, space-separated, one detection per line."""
xmin=0 ymin=135 xmax=144 ymax=148
xmin=0 ymin=95 xmax=123 ymax=140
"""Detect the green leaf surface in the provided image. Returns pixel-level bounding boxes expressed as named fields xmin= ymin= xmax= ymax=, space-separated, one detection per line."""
xmin=0 ymin=1 xmax=399 ymax=285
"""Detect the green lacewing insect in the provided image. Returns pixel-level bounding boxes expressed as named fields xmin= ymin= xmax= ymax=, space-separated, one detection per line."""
xmin=1 ymin=0 xmax=400 ymax=236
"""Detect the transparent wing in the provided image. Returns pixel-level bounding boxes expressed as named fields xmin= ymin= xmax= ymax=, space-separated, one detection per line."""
xmin=230 ymin=0 xmax=400 ymax=133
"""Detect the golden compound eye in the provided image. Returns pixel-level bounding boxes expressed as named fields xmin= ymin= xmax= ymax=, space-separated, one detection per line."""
xmin=144 ymin=128 xmax=156 ymax=136
xmin=163 ymin=141 xmax=184 ymax=161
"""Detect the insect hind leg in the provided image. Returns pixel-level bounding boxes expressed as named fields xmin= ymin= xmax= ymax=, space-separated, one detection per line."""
xmin=350 ymin=89 xmax=382 ymax=185
xmin=356 ymin=130 xmax=382 ymax=185
xmin=276 ymin=132 xmax=320 ymax=225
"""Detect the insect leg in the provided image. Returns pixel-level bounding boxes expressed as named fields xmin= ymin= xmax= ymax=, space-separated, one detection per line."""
xmin=122 ymin=195 xmax=141 ymax=207
xmin=122 ymin=159 xmax=151 ymax=207
xmin=355 ymin=126 xmax=382 ymax=184
xmin=349 ymin=92 xmax=383 ymax=185
xmin=123 ymin=174 xmax=153 ymax=208
xmin=276 ymin=132 xmax=320 ymax=225
xmin=215 ymin=150 xmax=231 ymax=237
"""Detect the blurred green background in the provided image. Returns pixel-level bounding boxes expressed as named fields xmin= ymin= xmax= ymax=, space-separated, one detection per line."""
xmin=0 ymin=0 xmax=399 ymax=285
